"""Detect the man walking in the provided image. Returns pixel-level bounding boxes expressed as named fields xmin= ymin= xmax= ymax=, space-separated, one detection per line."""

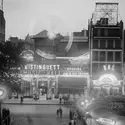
xmin=59 ymin=97 xmax=62 ymax=104
xmin=59 ymin=107 xmax=63 ymax=119
xmin=56 ymin=109 xmax=59 ymax=118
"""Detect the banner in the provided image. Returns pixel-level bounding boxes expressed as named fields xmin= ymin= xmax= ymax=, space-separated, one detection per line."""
xmin=36 ymin=49 xmax=55 ymax=59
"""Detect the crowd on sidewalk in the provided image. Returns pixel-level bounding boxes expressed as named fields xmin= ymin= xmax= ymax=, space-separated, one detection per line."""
xmin=56 ymin=106 xmax=87 ymax=125
xmin=1 ymin=108 xmax=11 ymax=125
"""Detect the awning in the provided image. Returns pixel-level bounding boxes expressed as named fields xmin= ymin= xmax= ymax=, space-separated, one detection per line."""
xmin=58 ymin=76 xmax=87 ymax=93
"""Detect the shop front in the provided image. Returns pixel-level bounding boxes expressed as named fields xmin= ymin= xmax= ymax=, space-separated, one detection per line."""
xmin=58 ymin=66 xmax=89 ymax=99
xmin=20 ymin=63 xmax=90 ymax=99
xmin=20 ymin=63 xmax=60 ymax=98
xmin=93 ymin=73 xmax=122 ymax=96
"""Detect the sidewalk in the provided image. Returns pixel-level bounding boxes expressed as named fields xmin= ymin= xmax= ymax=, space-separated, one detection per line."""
xmin=3 ymin=98 xmax=75 ymax=105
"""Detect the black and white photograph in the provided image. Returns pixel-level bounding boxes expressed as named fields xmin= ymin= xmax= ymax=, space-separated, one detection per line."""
xmin=0 ymin=0 xmax=125 ymax=125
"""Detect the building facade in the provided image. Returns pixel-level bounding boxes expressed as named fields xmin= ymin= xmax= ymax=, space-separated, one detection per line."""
xmin=0 ymin=9 xmax=5 ymax=41
xmin=20 ymin=30 xmax=89 ymax=98
xmin=89 ymin=3 xmax=124 ymax=96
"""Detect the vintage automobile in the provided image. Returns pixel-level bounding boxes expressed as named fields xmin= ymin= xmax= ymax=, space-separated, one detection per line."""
xmin=76 ymin=95 xmax=125 ymax=125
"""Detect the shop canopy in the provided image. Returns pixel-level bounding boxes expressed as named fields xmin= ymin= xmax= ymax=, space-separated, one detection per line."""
xmin=58 ymin=76 xmax=87 ymax=94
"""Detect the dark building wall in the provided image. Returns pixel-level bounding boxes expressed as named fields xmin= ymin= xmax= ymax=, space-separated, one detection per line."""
xmin=0 ymin=10 xmax=5 ymax=41
xmin=33 ymin=30 xmax=89 ymax=59
xmin=57 ymin=30 xmax=89 ymax=57
xmin=124 ymin=30 xmax=125 ymax=62
xmin=66 ymin=42 xmax=88 ymax=57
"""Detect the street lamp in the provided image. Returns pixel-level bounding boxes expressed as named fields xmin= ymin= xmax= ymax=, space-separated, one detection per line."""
xmin=0 ymin=85 xmax=8 ymax=125
xmin=47 ymin=32 xmax=57 ymax=98
xmin=0 ymin=89 xmax=4 ymax=96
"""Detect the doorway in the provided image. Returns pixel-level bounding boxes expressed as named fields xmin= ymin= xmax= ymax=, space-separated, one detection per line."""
xmin=102 ymin=86 xmax=110 ymax=96
xmin=112 ymin=87 xmax=119 ymax=95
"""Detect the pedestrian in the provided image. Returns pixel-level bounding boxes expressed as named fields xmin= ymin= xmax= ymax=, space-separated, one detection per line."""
xmin=20 ymin=96 xmax=23 ymax=104
xmin=59 ymin=107 xmax=63 ymax=119
xmin=56 ymin=109 xmax=59 ymax=118
xmin=7 ymin=109 xmax=10 ymax=125
xmin=70 ymin=119 xmax=75 ymax=125
xmin=69 ymin=109 xmax=73 ymax=120
xmin=82 ymin=117 xmax=87 ymax=125
xmin=69 ymin=120 xmax=72 ymax=125
xmin=59 ymin=97 xmax=62 ymax=104
xmin=63 ymin=96 xmax=65 ymax=104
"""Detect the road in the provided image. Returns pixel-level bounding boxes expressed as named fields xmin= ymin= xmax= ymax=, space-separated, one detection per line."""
xmin=1 ymin=98 xmax=84 ymax=125
xmin=1 ymin=102 xmax=79 ymax=125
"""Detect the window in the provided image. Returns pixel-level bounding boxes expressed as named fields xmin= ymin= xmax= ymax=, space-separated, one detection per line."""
xmin=100 ymin=51 xmax=105 ymax=61
xmin=92 ymin=51 xmax=98 ymax=61
xmin=100 ymin=40 xmax=106 ymax=49
xmin=100 ymin=28 xmax=105 ymax=36
xmin=104 ymin=29 xmax=108 ymax=36
xmin=115 ymin=64 xmax=121 ymax=73
xmin=107 ymin=40 xmax=113 ymax=49
xmin=93 ymin=40 xmax=99 ymax=49
xmin=115 ymin=52 xmax=121 ymax=61
xmin=108 ymin=29 xmax=120 ymax=37
xmin=92 ymin=63 xmax=98 ymax=77
xmin=115 ymin=40 xmax=121 ymax=49
xmin=107 ymin=52 xmax=113 ymax=61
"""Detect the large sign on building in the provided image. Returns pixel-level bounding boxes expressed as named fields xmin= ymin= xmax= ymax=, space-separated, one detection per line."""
xmin=24 ymin=64 xmax=60 ymax=70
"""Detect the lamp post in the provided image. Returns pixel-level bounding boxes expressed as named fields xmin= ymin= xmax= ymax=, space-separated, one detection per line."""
xmin=0 ymin=85 xmax=8 ymax=125
xmin=0 ymin=88 xmax=5 ymax=125
xmin=47 ymin=32 xmax=56 ymax=98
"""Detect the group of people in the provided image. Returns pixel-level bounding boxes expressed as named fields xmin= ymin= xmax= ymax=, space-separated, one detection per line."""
xmin=56 ymin=107 xmax=87 ymax=125
xmin=68 ymin=109 xmax=78 ymax=125
xmin=2 ymin=108 xmax=11 ymax=125
xmin=56 ymin=107 xmax=63 ymax=119
xmin=59 ymin=96 xmax=69 ymax=104
xmin=68 ymin=109 xmax=87 ymax=125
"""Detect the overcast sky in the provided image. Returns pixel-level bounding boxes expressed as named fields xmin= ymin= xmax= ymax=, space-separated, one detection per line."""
xmin=3 ymin=0 xmax=125 ymax=40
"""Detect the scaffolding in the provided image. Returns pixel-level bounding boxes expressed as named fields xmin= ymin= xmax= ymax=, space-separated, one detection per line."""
xmin=92 ymin=2 xmax=119 ymax=25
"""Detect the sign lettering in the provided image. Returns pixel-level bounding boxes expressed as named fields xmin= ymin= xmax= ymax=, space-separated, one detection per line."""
xmin=103 ymin=65 xmax=115 ymax=71
xmin=24 ymin=64 xmax=60 ymax=70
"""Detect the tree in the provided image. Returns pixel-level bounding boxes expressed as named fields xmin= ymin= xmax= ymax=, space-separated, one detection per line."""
xmin=0 ymin=41 xmax=23 ymax=96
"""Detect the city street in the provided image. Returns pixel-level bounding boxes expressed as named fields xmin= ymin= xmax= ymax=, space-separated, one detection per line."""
xmin=2 ymin=103 xmax=71 ymax=125
xmin=1 ymin=98 xmax=81 ymax=125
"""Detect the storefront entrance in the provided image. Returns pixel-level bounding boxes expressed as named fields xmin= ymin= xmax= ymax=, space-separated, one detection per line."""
xmin=93 ymin=73 xmax=121 ymax=97
xmin=102 ymin=85 xmax=110 ymax=96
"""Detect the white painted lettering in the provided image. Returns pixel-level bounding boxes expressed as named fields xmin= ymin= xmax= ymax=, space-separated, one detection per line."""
xmin=49 ymin=65 xmax=52 ymax=70
xmin=43 ymin=65 xmax=46 ymax=70
xmin=53 ymin=65 xmax=56 ymax=70
xmin=108 ymin=65 xmax=110 ymax=70
xmin=57 ymin=65 xmax=60 ymax=70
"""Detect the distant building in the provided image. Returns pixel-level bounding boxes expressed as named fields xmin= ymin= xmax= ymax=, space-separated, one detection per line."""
xmin=8 ymin=35 xmax=34 ymax=53
xmin=0 ymin=9 xmax=5 ymax=42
